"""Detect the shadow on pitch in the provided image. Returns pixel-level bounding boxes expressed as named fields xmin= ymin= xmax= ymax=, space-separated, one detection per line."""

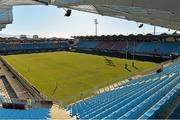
xmin=125 ymin=67 xmax=132 ymax=72
xmin=104 ymin=56 xmax=116 ymax=67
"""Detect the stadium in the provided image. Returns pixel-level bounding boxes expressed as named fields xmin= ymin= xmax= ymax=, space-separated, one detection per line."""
xmin=0 ymin=0 xmax=180 ymax=119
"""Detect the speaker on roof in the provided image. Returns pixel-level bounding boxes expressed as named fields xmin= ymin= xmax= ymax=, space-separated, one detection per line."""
xmin=138 ymin=24 xmax=144 ymax=28
xmin=34 ymin=0 xmax=50 ymax=5
xmin=173 ymin=31 xmax=177 ymax=35
xmin=65 ymin=9 xmax=72 ymax=17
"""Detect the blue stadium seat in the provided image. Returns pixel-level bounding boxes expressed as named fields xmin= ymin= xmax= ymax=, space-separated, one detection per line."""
xmin=65 ymin=60 xmax=180 ymax=119
xmin=0 ymin=41 xmax=70 ymax=52
xmin=139 ymin=82 xmax=180 ymax=119
xmin=158 ymin=42 xmax=178 ymax=55
xmin=135 ymin=42 xmax=160 ymax=54
xmin=74 ymin=40 xmax=97 ymax=49
xmin=168 ymin=104 xmax=180 ymax=119
xmin=74 ymin=40 xmax=180 ymax=56
xmin=61 ymin=42 xmax=69 ymax=49
xmin=0 ymin=107 xmax=51 ymax=119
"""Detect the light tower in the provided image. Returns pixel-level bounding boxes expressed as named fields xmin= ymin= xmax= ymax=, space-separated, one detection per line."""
xmin=94 ymin=19 xmax=98 ymax=36
xmin=153 ymin=26 xmax=156 ymax=35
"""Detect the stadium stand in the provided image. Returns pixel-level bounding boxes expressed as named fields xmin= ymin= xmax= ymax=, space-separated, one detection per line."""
xmin=74 ymin=40 xmax=97 ymax=50
xmin=74 ymin=34 xmax=180 ymax=58
xmin=0 ymin=107 xmax=51 ymax=119
xmin=168 ymin=104 xmax=180 ymax=119
xmin=61 ymin=42 xmax=70 ymax=49
xmin=74 ymin=40 xmax=180 ymax=56
xmin=0 ymin=34 xmax=179 ymax=119
xmin=111 ymin=41 xmax=126 ymax=51
xmin=159 ymin=42 xmax=176 ymax=55
xmin=65 ymin=60 xmax=180 ymax=119
xmin=103 ymin=41 xmax=115 ymax=50
xmin=0 ymin=60 xmax=54 ymax=119
xmin=135 ymin=41 xmax=160 ymax=54
xmin=0 ymin=41 xmax=69 ymax=53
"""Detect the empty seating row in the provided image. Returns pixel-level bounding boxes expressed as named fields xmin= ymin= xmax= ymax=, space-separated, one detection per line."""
xmin=74 ymin=40 xmax=97 ymax=49
xmin=75 ymin=40 xmax=180 ymax=56
xmin=139 ymin=83 xmax=180 ymax=119
xmin=168 ymin=104 xmax=180 ymax=119
xmin=0 ymin=42 xmax=69 ymax=52
xmin=65 ymin=60 xmax=180 ymax=119
xmin=0 ymin=107 xmax=51 ymax=119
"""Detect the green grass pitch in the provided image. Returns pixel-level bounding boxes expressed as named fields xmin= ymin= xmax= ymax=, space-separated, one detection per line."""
xmin=3 ymin=51 xmax=157 ymax=104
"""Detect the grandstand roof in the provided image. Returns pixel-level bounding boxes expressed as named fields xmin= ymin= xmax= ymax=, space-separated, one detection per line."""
xmin=74 ymin=34 xmax=180 ymax=42
xmin=0 ymin=6 xmax=13 ymax=30
xmin=0 ymin=0 xmax=180 ymax=31
xmin=52 ymin=0 xmax=180 ymax=31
